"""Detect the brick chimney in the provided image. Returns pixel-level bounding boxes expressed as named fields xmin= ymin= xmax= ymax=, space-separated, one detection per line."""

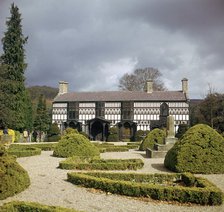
xmin=58 ymin=81 xmax=68 ymax=95
xmin=181 ymin=78 xmax=188 ymax=99
xmin=146 ymin=80 xmax=153 ymax=93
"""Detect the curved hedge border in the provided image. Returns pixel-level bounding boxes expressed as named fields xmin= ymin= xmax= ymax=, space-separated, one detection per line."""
xmin=0 ymin=146 xmax=30 ymax=200
xmin=7 ymin=145 xmax=41 ymax=157
xmin=67 ymin=172 xmax=223 ymax=205
xmin=0 ymin=201 xmax=79 ymax=212
xmin=59 ymin=157 xmax=144 ymax=170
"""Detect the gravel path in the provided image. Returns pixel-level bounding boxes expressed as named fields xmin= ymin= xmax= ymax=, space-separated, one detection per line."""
xmin=0 ymin=150 xmax=223 ymax=212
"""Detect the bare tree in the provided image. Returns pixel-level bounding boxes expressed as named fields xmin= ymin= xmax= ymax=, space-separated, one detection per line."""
xmin=118 ymin=67 xmax=166 ymax=91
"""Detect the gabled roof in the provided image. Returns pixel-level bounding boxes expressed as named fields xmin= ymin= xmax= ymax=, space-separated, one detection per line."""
xmin=54 ymin=90 xmax=187 ymax=102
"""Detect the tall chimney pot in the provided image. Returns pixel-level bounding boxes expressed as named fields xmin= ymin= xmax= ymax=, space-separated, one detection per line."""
xmin=58 ymin=81 xmax=68 ymax=95
xmin=146 ymin=80 xmax=153 ymax=93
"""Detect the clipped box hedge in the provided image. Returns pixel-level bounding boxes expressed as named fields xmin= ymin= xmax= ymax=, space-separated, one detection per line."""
xmin=67 ymin=172 xmax=223 ymax=205
xmin=0 ymin=201 xmax=79 ymax=212
xmin=28 ymin=143 xmax=57 ymax=151
xmin=0 ymin=145 xmax=30 ymax=200
xmin=59 ymin=156 xmax=144 ymax=170
xmin=101 ymin=146 xmax=129 ymax=152
xmin=7 ymin=144 xmax=41 ymax=157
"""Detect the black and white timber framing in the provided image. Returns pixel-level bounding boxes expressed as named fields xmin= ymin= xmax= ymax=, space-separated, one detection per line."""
xmin=52 ymin=79 xmax=189 ymax=141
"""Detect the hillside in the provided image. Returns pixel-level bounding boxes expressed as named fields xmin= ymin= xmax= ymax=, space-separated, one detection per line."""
xmin=27 ymin=86 xmax=58 ymax=102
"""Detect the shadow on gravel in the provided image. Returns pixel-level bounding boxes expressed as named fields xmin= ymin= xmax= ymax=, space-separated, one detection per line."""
xmin=151 ymin=163 xmax=172 ymax=173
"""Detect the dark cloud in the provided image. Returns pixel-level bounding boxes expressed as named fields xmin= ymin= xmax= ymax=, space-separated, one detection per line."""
xmin=0 ymin=0 xmax=224 ymax=98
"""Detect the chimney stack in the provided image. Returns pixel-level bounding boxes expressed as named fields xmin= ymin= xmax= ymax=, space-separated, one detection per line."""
xmin=146 ymin=80 xmax=153 ymax=93
xmin=181 ymin=78 xmax=188 ymax=99
xmin=58 ymin=81 xmax=68 ymax=95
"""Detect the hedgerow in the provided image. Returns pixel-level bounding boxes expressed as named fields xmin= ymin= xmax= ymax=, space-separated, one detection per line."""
xmin=0 ymin=145 xmax=30 ymax=200
xmin=164 ymin=124 xmax=224 ymax=174
xmin=139 ymin=128 xmax=166 ymax=151
xmin=67 ymin=171 xmax=223 ymax=205
xmin=59 ymin=156 xmax=144 ymax=170
xmin=8 ymin=144 xmax=41 ymax=157
xmin=0 ymin=201 xmax=79 ymax=212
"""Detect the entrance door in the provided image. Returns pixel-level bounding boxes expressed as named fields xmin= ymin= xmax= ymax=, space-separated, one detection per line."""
xmin=122 ymin=122 xmax=131 ymax=139
xmin=91 ymin=121 xmax=103 ymax=141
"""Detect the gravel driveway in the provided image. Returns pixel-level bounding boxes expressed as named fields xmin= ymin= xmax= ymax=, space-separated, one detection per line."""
xmin=0 ymin=149 xmax=223 ymax=212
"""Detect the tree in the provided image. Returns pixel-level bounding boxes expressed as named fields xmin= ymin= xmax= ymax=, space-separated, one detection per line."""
xmin=191 ymin=93 xmax=224 ymax=133
xmin=0 ymin=3 xmax=31 ymax=130
xmin=118 ymin=67 xmax=166 ymax=91
xmin=33 ymin=94 xmax=51 ymax=140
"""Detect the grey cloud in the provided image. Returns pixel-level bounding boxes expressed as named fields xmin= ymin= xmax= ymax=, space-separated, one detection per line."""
xmin=0 ymin=0 xmax=224 ymax=98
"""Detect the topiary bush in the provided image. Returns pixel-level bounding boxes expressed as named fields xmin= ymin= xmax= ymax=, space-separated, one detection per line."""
xmin=0 ymin=201 xmax=79 ymax=212
xmin=0 ymin=145 xmax=30 ymax=200
xmin=164 ymin=124 xmax=224 ymax=174
xmin=53 ymin=132 xmax=100 ymax=158
xmin=46 ymin=123 xmax=61 ymax=142
xmin=139 ymin=128 xmax=166 ymax=151
xmin=107 ymin=127 xmax=119 ymax=142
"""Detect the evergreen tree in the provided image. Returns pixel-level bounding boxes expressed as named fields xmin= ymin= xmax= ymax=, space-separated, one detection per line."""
xmin=0 ymin=3 xmax=31 ymax=130
xmin=34 ymin=95 xmax=51 ymax=139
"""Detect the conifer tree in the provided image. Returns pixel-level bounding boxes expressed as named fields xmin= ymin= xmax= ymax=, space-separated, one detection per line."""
xmin=0 ymin=3 xmax=31 ymax=130
xmin=33 ymin=95 xmax=51 ymax=140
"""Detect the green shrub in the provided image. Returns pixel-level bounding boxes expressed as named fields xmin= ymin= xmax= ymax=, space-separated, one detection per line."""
xmin=135 ymin=130 xmax=149 ymax=141
xmin=139 ymin=128 xmax=166 ymax=151
xmin=0 ymin=145 xmax=30 ymax=200
xmin=48 ymin=122 xmax=60 ymax=136
xmin=59 ymin=157 xmax=144 ymax=170
xmin=53 ymin=133 xmax=100 ymax=158
xmin=67 ymin=171 xmax=223 ymax=205
xmin=64 ymin=127 xmax=79 ymax=135
xmin=46 ymin=134 xmax=61 ymax=142
xmin=164 ymin=124 xmax=224 ymax=174
xmin=175 ymin=124 xmax=189 ymax=139
xmin=107 ymin=134 xmax=119 ymax=142
xmin=0 ymin=201 xmax=79 ymax=212
xmin=8 ymin=144 xmax=41 ymax=157
xmin=14 ymin=131 xmax=21 ymax=143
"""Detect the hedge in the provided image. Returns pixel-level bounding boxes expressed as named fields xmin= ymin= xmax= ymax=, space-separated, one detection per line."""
xmin=0 ymin=201 xmax=79 ymax=212
xmin=59 ymin=157 xmax=144 ymax=170
xmin=0 ymin=145 xmax=30 ymax=200
xmin=101 ymin=146 xmax=129 ymax=152
xmin=53 ymin=132 xmax=100 ymax=158
xmin=67 ymin=172 xmax=223 ymax=205
xmin=8 ymin=145 xmax=41 ymax=157
xmin=28 ymin=143 xmax=57 ymax=151
xmin=139 ymin=128 xmax=166 ymax=151
xmin=165 ymin=124 xmax=224 ymax=174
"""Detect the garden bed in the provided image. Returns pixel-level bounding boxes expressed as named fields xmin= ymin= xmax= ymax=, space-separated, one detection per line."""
xmin=67 ymin=172 xmax=223 ymax=205
xmin=59 ymin=157 xmax=144 ymax=170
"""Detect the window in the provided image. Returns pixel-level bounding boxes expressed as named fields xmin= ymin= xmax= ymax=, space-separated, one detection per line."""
xmin=68 ymin=102 xmax=79 ymax=120
xmin=121 ymin=101 xmax=134 ymax=120
xmin=95 ymin=102 xmax=105 ymax=118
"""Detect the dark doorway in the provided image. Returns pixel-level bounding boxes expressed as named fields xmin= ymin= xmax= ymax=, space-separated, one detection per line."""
xmin=88 ymin=117 xmax=110 ymax=141
xmin=92 ymin=121 xmax=103 ymax=141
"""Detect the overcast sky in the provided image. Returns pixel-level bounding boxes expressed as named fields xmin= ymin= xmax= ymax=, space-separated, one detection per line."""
xmin=0 ymin=0 xmax=224 ymax=98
